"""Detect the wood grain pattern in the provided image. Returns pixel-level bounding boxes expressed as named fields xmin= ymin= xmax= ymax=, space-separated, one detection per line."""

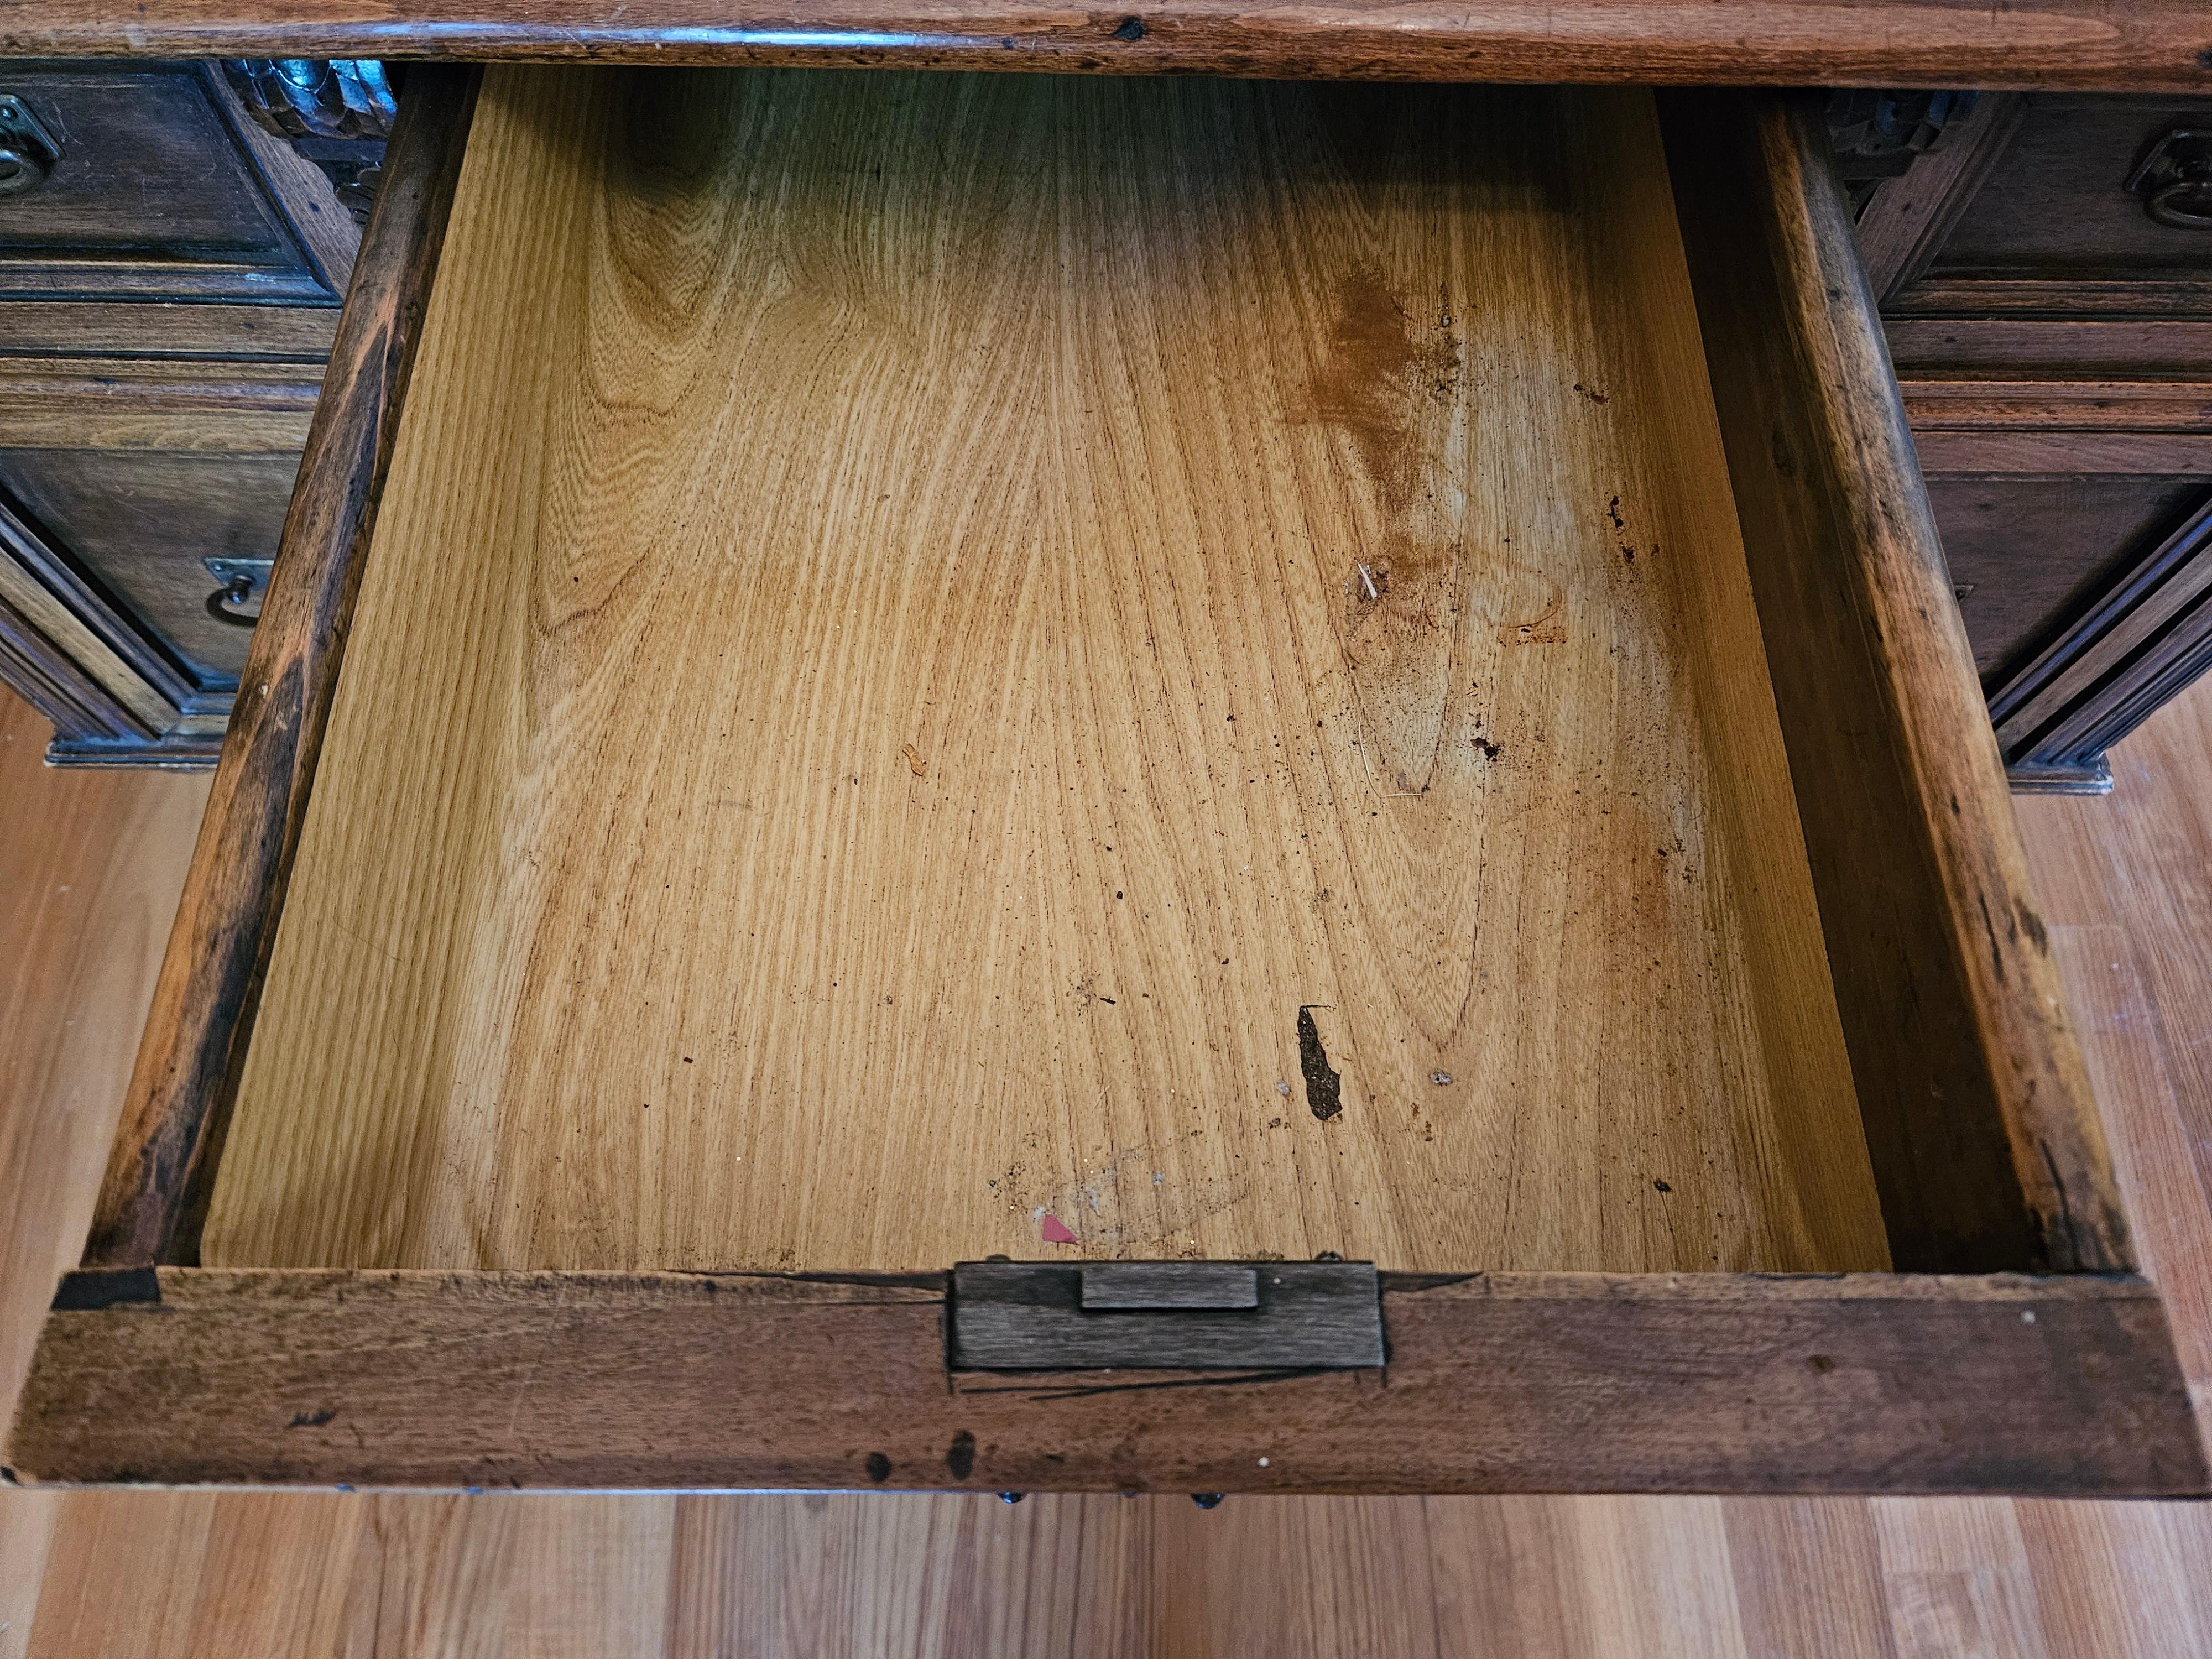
xmin=206 ymin=64 xmax=362 ymax=299
xmin=13 ymin=1491 xmax=2212 ymax=1658
xmin=1929 ymin=475 xmax=2211 ymax=681
xmin=4 ymin=0 xmax=2212 ymax=89
xmin=208 ymin=69 xmax=1882 ymax=1278
xmin=1910 ymin=93 xmax=2212 ymax=296
xmin=82 ymin=66 xmax=481 ymax=1270
xmin=1911 ymin=430 xmax=2212 ymax=476
xmin=0 ymin=300 xmax=338 ymax=361
xmin=0 ymin=509 xmax=179 ymax=736
xmin=1897 ymin=278 xmax=2212 ymax=317
xmin=1899 ymin=380 xmax=2212 ymax=434
xmin=0 ymin=359 xmax=319 ymax=453
xmin=9 ymin=1267 xmax=2203 ymax=1495
xmin=1885 ymin=319 xmax=2212 ymax=379
xmin=0 ymin=62 xmax=338 ymax=307
xmin=2041 ymin=931 xmax=2212 ymax=1444
xmin=1 ymin=448 xmax=301 ymax=690
xmin=1660 ymin=92 xmax=2128 ymax=1275
xmin=1869 ymin=1499 xmax=2052 ymax=1657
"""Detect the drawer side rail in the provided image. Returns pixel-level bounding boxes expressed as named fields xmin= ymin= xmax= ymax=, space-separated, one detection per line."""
xmin=1661 ymin=92 xmax=2131 ymax=1277
xmin=79 ymin=64 xmax=482 ymax=1271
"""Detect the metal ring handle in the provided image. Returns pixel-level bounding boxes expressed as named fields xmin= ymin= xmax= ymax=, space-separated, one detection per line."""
xmin=0 ymin=144 xmax=45 ymax=196
xmin=206 ymin=574 xmax=262 ymax=625
xmin=2147 ymin=177 xmax=2212 ymax=231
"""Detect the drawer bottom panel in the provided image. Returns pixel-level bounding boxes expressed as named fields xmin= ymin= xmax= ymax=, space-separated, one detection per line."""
xmin=206 ymin=69 xmax=1885 ymax=1279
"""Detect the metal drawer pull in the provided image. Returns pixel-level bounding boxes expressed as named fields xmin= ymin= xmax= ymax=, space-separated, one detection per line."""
xmin=0 ymin=94 xmax=60 ymax=197
xmin=204 ymin=557 xmax=274 ymax=626
xmin=2125 ymin=129 xmax=2212 ymax=231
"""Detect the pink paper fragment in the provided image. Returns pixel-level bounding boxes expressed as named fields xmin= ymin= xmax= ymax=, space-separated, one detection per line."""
xmin=1040 ymin=1213 xmax=1078 ymax=1245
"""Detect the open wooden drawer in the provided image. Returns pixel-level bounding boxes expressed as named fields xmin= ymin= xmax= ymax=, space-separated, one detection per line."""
xmin=8 ymin=64 xmax=2206 ymax=1498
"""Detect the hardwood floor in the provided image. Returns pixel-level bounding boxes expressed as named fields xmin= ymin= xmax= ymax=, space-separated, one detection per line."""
xmin=3 ymin=676 xmax=2211 ymax=1655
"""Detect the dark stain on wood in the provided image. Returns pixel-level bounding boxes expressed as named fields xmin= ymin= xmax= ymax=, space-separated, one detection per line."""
xmin=1297 ymin=1006 xmax=1342 ymax=1122
xmin=1110 ymin=15 xmax=1145 ymax=40
xmin=286 ymin=1407 xmax=337 ymax=1428
xmin=864 ymin=1451 xmax=891 ymax=1482
xmin=947 ymin=1430 xmax=977 ymax=1479
xmin=1300 ymin=263 xmax=1466 ymax=795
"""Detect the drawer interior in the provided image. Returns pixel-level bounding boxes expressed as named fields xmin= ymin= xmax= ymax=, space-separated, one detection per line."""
xmin=203 ymin=66 xmax=1891 ymax=1275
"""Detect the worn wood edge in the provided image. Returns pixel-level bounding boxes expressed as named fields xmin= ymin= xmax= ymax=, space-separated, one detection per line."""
xmin=1898 ymin=380 xmax=2212 ymax=434
xmin=4 ymin=0 xmax=2212 ymax=88
xmin=0 ymin=301 xmax=339 ymax=362
xmin=0 ymin=550 xmax=177 ymax=736
xmin=6 ymin=1267 xmax=2203 ymax=1496
xmin=1660 ymin=91 xmax=2132 ymax=1275
xmin=80 ymin=65 xmax=483 ymax=1272
xmin=1910 ymin=430 xmax=2212 ymax=476
xmin=1885 ymin=317 xmax=2212 ymax=374
xmin=0 ymin=350 xmax=321 ymax=450
xmin=0 ymin=586 xmax=160 ymax=748
xmin=1888 ymin=278 xmax=2212 ymax=317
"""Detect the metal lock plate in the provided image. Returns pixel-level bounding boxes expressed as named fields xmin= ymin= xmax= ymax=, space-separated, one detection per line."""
xmin=950 ymin=1260 xmax=1384 ymax=1371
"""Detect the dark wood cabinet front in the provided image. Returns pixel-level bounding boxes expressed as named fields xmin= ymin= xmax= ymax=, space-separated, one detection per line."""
xmin=0 ymin=60 xmax=374 ymax=764
xmin=0 ymin=61 xmax=346 ymax=302
xmin=1852 ymin=90 xmax=2212 ymax=790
